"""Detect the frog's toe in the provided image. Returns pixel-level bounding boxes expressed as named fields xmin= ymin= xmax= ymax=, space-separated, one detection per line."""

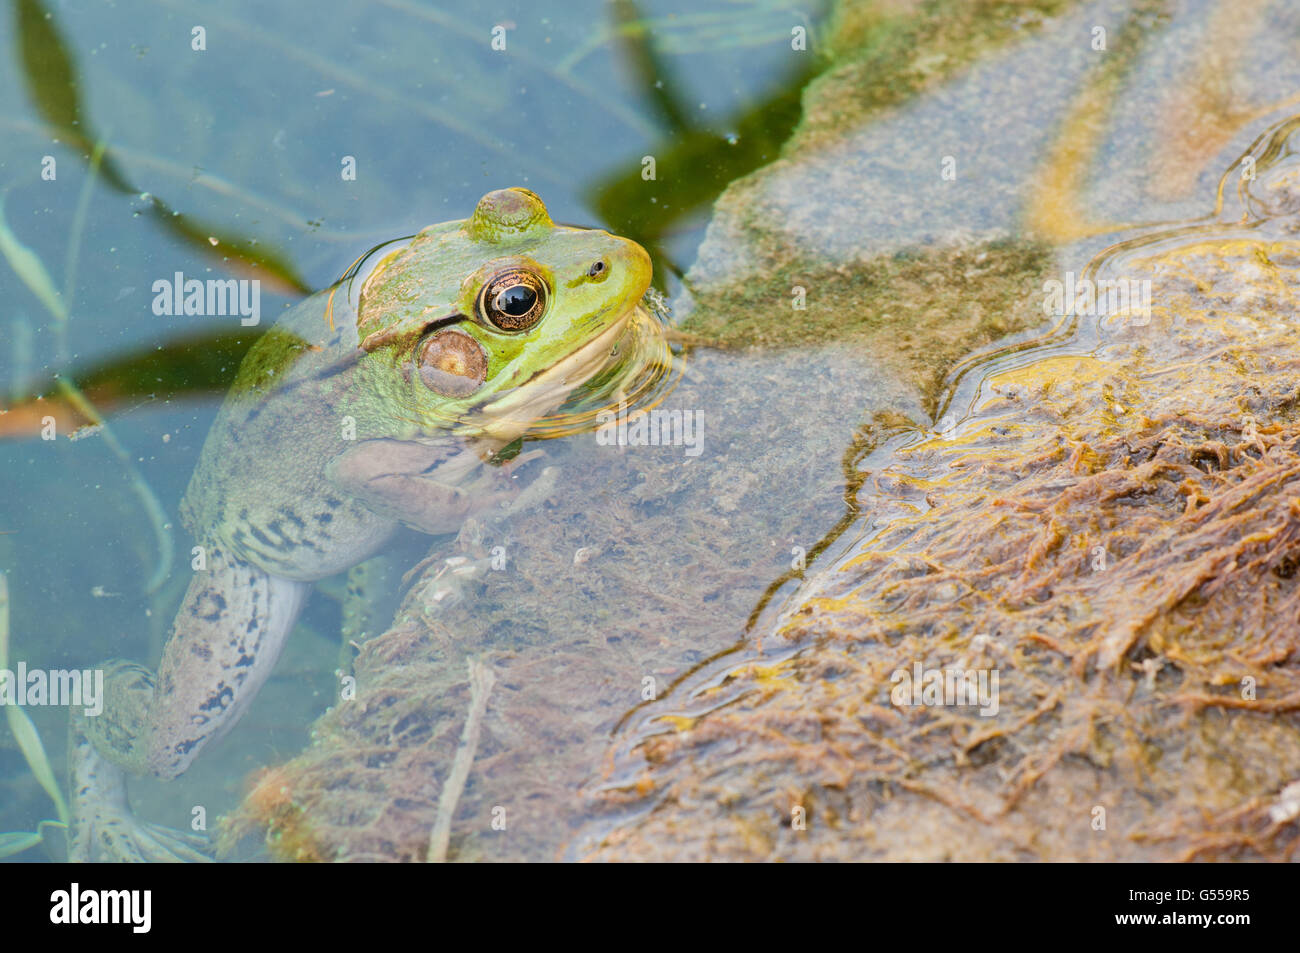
xmin=133 ymin=821 xmax=213 ymax=863
xmin=407 ymin=554 xmax=491 ymax=611
xmin=498 ymin=463 xmax=561 ymax=519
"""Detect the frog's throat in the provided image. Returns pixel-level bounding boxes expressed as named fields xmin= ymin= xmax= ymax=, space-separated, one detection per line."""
xmin=471 ymin=305 xmax=639 ymax=440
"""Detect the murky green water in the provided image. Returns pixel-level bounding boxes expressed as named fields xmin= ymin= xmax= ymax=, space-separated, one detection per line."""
xmin=0 ymin=0 xmax=830 ymax=861
xmin=3 ymin=0 xmax=1300 ymax=863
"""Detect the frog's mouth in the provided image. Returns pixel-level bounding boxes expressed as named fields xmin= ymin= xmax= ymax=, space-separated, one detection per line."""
xmin=470 ymin=305 xmax=639 ymax=441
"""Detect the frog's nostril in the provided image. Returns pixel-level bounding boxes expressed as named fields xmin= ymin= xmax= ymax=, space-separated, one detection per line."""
xmin=588 ymin=259 xmax=607 ymax=279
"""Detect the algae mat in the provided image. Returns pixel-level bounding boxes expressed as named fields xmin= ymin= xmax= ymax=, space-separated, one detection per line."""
xmin=577 ymin=116 xmax=1300 ymax=862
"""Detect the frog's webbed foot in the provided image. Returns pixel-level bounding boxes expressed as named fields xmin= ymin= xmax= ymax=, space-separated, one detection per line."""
xmin=69 ymin=721 xmax=213 ymax=863
xmin=399 ymin=460 xmax=560 ymax=591
xmin=74 ymin=808 xmax=214 ymax=864
xmin=400 ymin=552 xmax=493 ymax=609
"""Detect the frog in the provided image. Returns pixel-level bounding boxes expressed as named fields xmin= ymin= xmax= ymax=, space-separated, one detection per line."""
xmin=68 ymin=187 xmax=653 ymax=862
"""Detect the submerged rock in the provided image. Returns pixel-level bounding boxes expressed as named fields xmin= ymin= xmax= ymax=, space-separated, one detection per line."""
xmin=219 ymin=344 xmax=903 ymax=861
xmin=578 ymin=116 xmax=1300 ymax=861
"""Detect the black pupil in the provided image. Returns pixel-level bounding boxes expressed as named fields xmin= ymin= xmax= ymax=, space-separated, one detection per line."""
xmin=498 ymin=284 xmax=535 ymax=316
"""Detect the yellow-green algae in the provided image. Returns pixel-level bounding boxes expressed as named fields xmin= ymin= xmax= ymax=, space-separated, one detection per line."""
xmin=681 ymin=239 xmax=1052 ymax=417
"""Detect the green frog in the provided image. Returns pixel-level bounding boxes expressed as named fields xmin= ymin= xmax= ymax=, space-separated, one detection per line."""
xmin=69 ymin=188 xmax=653 ymax=861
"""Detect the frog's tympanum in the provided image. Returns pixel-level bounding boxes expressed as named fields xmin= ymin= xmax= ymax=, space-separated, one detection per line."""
xmin=69 ymin=188 xmax=653 ymax=861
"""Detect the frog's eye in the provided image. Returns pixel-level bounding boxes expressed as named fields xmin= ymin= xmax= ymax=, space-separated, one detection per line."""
xmin=478 ymin=268 xmax=548 ymax=332
xmin=415 ymin=329 xmax=488 ymax=398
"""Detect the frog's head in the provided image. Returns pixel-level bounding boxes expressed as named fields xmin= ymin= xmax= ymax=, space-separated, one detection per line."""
xmin=353 ymin=187 xmax=652 ymax=441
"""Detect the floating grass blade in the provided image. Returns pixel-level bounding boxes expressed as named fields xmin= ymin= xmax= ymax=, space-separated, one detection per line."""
xmin=0 ymin=830 xmax=44 ymax=859
xmin=0 ymin=818 xmax=67 ymax=860
xmin=60 ymin=136 xmax=109 ymax=353
xmin=0 ymin=572 xmax=71 ymax=826
xmin=15 ymin=0 xmax=133 ymax=193
xmin=0 ymin=193 xmax=66 ymax=322
xmin=0 ymin=197 xmax=175 ymax=592
xmin=52 ymin=378 xmax=174 ymax=593
xmin=4 ymin=705 xmax=71 ymax=827
xmin=16 ymin=0 xmax=309 ymax=292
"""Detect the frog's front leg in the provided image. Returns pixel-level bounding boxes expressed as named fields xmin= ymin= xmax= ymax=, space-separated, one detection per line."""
xmin=326 ymin=437 xmax=512 ymax=535
xmin=71 ymin=544 xmax=310 ymax=861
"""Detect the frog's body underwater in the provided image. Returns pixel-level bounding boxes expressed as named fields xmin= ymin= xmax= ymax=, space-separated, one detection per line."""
xmin=69 ymin=188 xmax=653 ymax=861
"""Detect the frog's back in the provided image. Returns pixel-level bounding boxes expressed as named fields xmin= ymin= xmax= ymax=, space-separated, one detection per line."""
xmin=180 ymin=288 xmax=397 ymax=581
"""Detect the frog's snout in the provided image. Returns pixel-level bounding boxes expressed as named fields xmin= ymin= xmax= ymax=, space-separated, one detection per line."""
xmin=615 ymin=237 xmax=654 ymax=298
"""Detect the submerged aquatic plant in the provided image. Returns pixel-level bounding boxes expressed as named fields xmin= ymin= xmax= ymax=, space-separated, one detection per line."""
xmin=0 ymin=168 xmax=173 ymax=593
xmin=0 ymin=572 xmax=70 ymax=859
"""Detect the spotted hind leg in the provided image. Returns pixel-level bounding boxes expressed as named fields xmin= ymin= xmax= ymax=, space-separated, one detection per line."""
xmin=70 ymin=546 xmax=310 ymax=861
